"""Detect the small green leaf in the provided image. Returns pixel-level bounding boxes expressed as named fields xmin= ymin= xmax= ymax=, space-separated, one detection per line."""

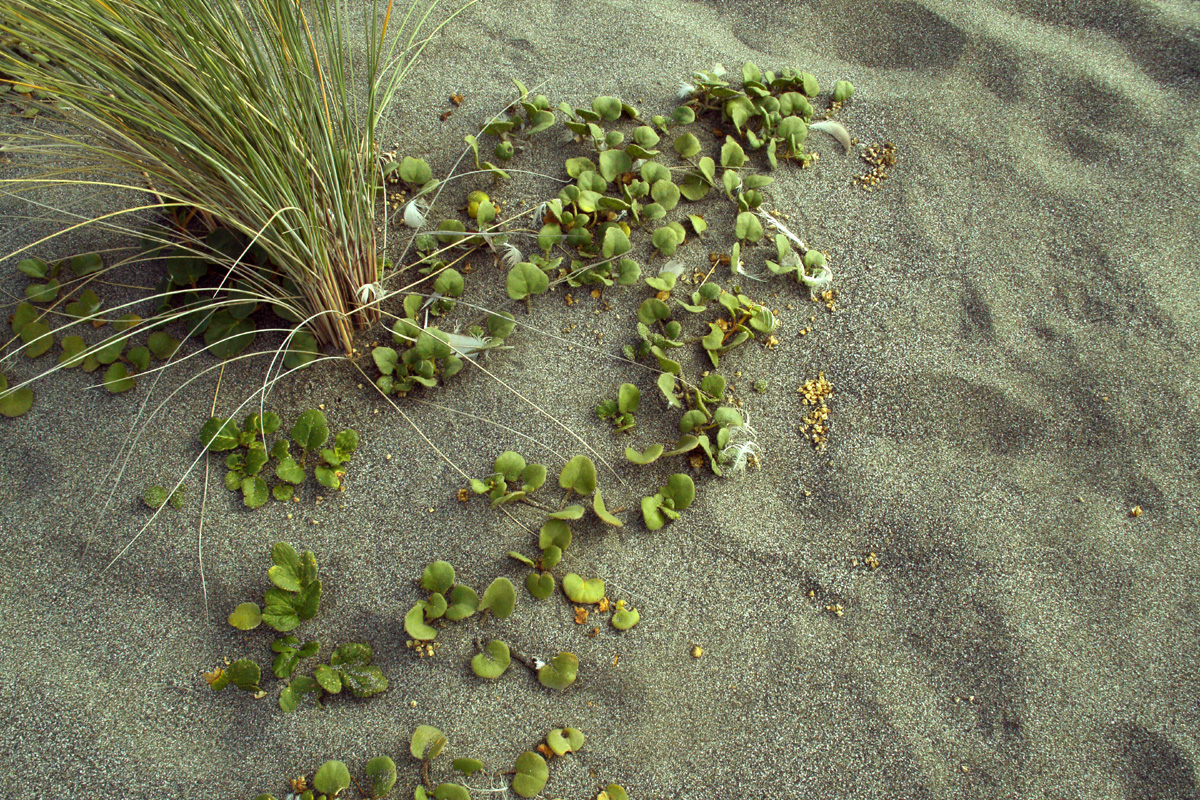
xmin=548 ymin=505 xmax=584 ymax=520
xmin=141 ymin=485 xmax=168 ymax=509
xmin=525 ymin=572 xmax=554 ymax=599
xmin=664 ymin=473 xmax=696 ymax=510
xmin=494 ymin=451 xmax=526 ymax=482
xmin=411 ymin=725 xmax=448 ymax=760
xmin=275 ymin=457 xmax=304 ymax=484
xmin=227 ymin=602 xmax=262 ymax=630
xmin=420 ymin=561 xmax=455 ymax=594
xmin=70 ymin=252 xmax=104 ymax=276
xmin=562 ymin=573 xmax=605 ymax=604
xmin=25 ymin=278 xmax=59 ymax=303
xmin=547 ymin=727 xmax=586 ymax=756
xmin=365 ymin=756 xmax=397 ymax=798
xmin=398 ymin=156 xmax=433 ymax=185
xmin=558 ymin=455 xmax=597 ymax=496
xmin=506 ymin=262 xmax=550 ymax=300
xmin=16 ymin=258 xmax=51 ymax=279
xmin=225 ymin=659 xmax=261 ymax=691
xmin=592 ymin=488 xmax=623 ymax=527
xmin=405 ymin=604 xmax=437 ymax=641
xmin=539 ymin=519 xmax=572 ymax=551
xmin=479 ymin=577 xmax=516 ymax=619
xmin=735 ymin=211 xmax=764 ymax=242
xmin=612 ymin=603 xmax=640 ymax=630
xmin=103 ymin=362 xmax=136 ymax=393
xmin=625 ymin=444 xmax=663 ymax=465
xmin=444 ymin=585 xmax=479 ymax=621
xmin=537 ymin=652 xmax=579 ymax=691
xmin=512 ymin=752 xmax=549 ymax=798
xmin=471 ymin=639 xmax=511 ymax=679
xmin=313 ymin=760 xmax=351 ymax=797
xmin=283 ymin=329 xmax=320 ymax=370
xmin=268 ymin=542 xmax=303 ymax=591
xmin=598 ymin=148 xmax=632 ymax=182
xmin=291 ymin=408 xmax=329 ymax=450
xmin=452 ymin=758 xmax=485 ymax=776
xmin=673 ymin=132 xmax=701 ymax=158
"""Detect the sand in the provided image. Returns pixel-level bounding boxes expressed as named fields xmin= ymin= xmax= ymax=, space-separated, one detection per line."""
xmin=1 ymin=0 xmax=1198 ymax=798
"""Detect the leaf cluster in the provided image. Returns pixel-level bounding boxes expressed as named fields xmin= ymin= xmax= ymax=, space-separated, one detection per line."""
xmin=200 ymin=408 xmax=358 ymax=506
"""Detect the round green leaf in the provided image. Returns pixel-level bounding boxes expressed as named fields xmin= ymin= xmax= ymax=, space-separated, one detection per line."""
xmin=471 ymin=639 xmax=511 ymax=679
xmin=512 ymin=751 xmax=549 ymax=798
xmin=537 ymin=652 xmax=579 ymax=691
xmin=612 ymin=604 xmax=640 ymax=630
xmin=538 ymin=519 xmax=572 ymax=551
xmin=0 ymin=374 xmax=33 ymax=418
xmin=479 ymin=577 xmax=516 ymax=619
xmin=411 ymin=725 xmax=447 ymax=760
xmin=420 ymin=560 xmax=455 ymax=594
xmin=525 ymin=572 xmax=554 ymax=599
xmin=665 ymin=473 xmax=696 ymax=510
xmin=227 ymin=602 xmax=262 ymax=630
xmin=365 ymin=756 xmax=397 ymax=798
xmin=103 ymin=362 xmax=136 ymax=393
xmin=313 ymin=760 xmax=351 ymax=797
xmin=558 ymin=455 xmax=597 ymax=496
xmin=291 ymin=408 xmax=329 ymax=450
xmin=405 ymin=603 xmax=438 ymax=641
xmin=506 ymin=262 xmax=549 ymax=300
xmin=562 ymin=573 xmax=605 ymax=604
xmin=673 ymin=132 xmax=701 ymax=158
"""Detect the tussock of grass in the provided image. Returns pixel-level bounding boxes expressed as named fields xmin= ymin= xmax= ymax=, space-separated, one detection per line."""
xmin=1 ymin=0 xmax=477 ymax=354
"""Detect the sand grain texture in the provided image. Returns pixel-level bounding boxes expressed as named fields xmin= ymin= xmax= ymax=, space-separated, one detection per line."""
xmin=1 ymin=1 xmax=1198 ymax=798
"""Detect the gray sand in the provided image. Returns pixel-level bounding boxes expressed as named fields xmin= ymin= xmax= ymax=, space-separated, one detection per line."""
xmin=2 ymin=1 xmax=1199 ymax=798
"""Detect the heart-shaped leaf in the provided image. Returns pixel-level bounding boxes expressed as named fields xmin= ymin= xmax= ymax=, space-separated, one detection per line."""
xmin=612 ymin=601 xmax=640 ymax=630
xmin=0 ymin=374 xmax=33 ymax=418
xmin=365 ymin=756 xmax=397 ymax=798
xmin=537 ymin=652 xmax=579 ymax=690
xmin=546 ymin=727 xmax=585 ymax=756
xmin=404 ymin=603 xmax=437 ymax=641
xmin=471 ymin=639 xmax=511 ymax=679
xmin=227 ymin=602 xmax=262 ymax=631
xmin=625 ymin=444 xmax=663 ymax=465
xmin=313 ymin=760 xmax=350 ymax=797
xmin=558 ymin=455 xmax=596 ymax=496
xmin=538 ymin=519 xmax=572 ymax=551
xmin=420 ymin=561 xmax=455 ymax=594
xmin=445 ymin=585 xmax=479 ymax=621
xmin=512 ymin=751 xmax=549 ymax=798
xmin=411 ymin=725 xmax=447 ymax=760
xmin=506 ymin=262 xmax=549 ymax=300
xmin=525 ymin=572 xmax=554 ymax=599
xmin=592 ymin=488 xmax=623 ymax=527
xmin=478 ymin=577 xmax=516 ymax=619
xmin=562 ymin=573 xmax=605 ymax=604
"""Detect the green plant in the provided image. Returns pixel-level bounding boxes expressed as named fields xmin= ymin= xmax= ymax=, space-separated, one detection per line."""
xmin=641 ymin=473 xmax=697 ymax=530
xmin=200 ymin=408 xmax=359 ymax=505
xmin=1 ymin=0 xmax=480 ymax=354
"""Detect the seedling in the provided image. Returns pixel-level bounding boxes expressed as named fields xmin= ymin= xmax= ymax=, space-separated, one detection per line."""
xmin=596 ymin=383 xmax=640 ymax=433
xmin=641 ymin=473 xmax=696 ymax=530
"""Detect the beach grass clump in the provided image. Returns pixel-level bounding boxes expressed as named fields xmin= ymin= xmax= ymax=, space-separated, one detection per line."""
xmin=0 ymin=0 xmax=475 ymax=355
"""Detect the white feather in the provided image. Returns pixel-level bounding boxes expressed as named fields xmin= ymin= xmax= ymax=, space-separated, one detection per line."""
xmin=809 ymin=120 xmax=851 ymax=153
